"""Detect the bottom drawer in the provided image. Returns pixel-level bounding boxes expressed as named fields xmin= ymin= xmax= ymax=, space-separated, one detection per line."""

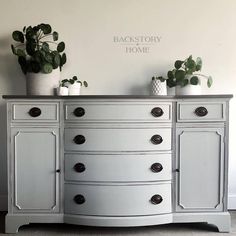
xmin=65 ymin=183 xmax=171 ymax=216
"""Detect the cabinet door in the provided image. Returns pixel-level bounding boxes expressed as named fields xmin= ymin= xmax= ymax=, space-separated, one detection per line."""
xmin=10 ymin=127 xmax=59 ymax=213
xmin=175 ymin=127 xmax=224 ymax=212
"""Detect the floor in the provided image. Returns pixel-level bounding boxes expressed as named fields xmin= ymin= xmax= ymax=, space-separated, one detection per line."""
xmin=0 ymin=212 xmax=235 ymax=235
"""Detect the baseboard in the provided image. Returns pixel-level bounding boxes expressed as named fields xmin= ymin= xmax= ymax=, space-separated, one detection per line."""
xmin=228 ymin=195 xmax=236 ymax=210
xmin=0 ymin=194 xmax=7 ymax=211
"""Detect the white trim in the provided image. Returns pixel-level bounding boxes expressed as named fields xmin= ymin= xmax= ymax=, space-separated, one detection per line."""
xmin=228 ymin=195 xmax=236 ymax=209
xmin=0 ymin=194 xmax=7 ymax=211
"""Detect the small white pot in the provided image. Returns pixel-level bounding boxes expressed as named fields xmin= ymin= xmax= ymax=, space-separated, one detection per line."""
xmin=68 ymin=83 xmax=81 ymax=95
xmin=176 ymin=84 xmax=201 ymax=95
xmin=151 ymin=79 xmax=167 ymax=95
xmin=57 ymin=87 xmax=68 ymax=96
xmin=26 ymin=69 xmax=60 ymax=95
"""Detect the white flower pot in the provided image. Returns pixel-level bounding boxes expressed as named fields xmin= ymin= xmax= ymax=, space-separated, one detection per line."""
xmin=57 ymin=87 xmax=68 ymax=96
xmin=176 ymin=84 xmax=201 ymax=95
xmin=68 ymin=83 xmax=81 ymax=95
xmin=26 ymin=69 xmax=60 ymax=95
xmin=151 ymin=79 xmax=167 ymax=95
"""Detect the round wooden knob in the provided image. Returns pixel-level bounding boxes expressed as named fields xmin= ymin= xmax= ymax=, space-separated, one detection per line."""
xmin=74 ymin=163 xmax=86 ymax=173
xmin=74 ymin=194 xmax=86 ymax=204
xmin=151 ymin=107 xmax=164 ymax=117
xmin=150 ymin=194 xmax=163 ymax=205
xmin=73 ymin=135 xmax=86 ymax=145
xmin=29 ymin=107 xmax=41 ymax=117
xmin=73 ymin=107 xmax=85 ymax=117
xmin=151 ymin=135 xmax=163 ymax=145
xmin=195 ymin=106 xmax=208 ymax=117
xmin=151 ymin=163 xmax=163 ymax=173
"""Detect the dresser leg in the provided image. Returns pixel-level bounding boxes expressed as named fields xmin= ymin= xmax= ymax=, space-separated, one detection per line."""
xmin=207 ymin=213 xmax=231 ymax=233
xmin=5 ymin=215 xmax=29 ymax=233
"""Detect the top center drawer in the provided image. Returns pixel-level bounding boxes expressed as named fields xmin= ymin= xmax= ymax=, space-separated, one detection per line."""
xmin=64 ymin=102 xmax=172 ymax=122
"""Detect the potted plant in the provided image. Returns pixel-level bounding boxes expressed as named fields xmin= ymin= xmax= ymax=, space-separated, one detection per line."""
xmin=11 ymin=23 xmax=66 ymax=95
xmin=166 ymin=55 xmax=213 ymax=95
xmin=151 ymin=76 xmax=167 ymax=95
xmin=59 ymin=76 xmax=88 ymax=95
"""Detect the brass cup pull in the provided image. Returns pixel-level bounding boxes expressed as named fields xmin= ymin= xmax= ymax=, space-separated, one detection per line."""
xmin=195 ymin=106 xmax=208 ymax=117
xmin=74 ymin=163 xmax=86 ymax=173
xmin=151 ymin=163 xmax=163 ymax=173
xmin=74 ymin=194 xmax=86 ymax=204
xmin=29 ymin=107 xmax=41 ymax=117
xmin=151 ymin=135 xmax=163 ymax=145
xmin=74 ymin=135 xmax=86 ymax=145
xmin=150 ymin=194 xmax=163 ymax=205
xmin=151 ymin=107 xmax=164 ymax=117
xmin=73 ymin=107 xmax=85 ymax=117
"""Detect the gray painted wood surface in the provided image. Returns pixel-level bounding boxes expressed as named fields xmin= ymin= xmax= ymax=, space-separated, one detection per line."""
xmin=3 ymin=95 xmax=232 ymax=233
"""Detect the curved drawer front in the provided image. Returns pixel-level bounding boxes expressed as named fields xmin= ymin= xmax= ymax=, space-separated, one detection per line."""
xmin=65 ymin=128 xmax=171 ymax=152
xmin=11 ymin=102 xmax=59 ymax=122
xmin=65 ymin=103 xmax=172 ymax=122
xmin=65 ymin=154 xmax=171 ymax=182
xmin=177 ymin=102 xmax=226 ymax=122
xmin=65 ymin=183 xmax=171 ymax=216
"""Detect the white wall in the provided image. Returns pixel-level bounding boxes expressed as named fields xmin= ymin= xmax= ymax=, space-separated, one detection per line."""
xmin=0 ymin=0 xmax=236 ymax=210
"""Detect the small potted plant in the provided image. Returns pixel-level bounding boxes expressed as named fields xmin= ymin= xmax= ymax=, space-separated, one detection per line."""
xmin=11 ymin=23 xmax=66 ymax=95
xmin=166 ymin=55 xmax=213 ymax=95
xmin=151 ymin=76 xmax=167 ymax=95
xmin=59 ymin=76 xmax=88 ymax=95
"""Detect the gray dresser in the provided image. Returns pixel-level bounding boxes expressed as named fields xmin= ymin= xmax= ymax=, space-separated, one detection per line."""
xmin=3 ymin=95 xmax=232 ymax=233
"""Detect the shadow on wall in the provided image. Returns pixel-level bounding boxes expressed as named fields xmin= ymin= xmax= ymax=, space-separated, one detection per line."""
xmin=0 ymin=34 xmax=26 ymax=94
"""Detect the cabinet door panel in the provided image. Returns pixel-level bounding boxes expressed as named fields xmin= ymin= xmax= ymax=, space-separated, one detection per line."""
xmin=11 ymin=128 xmax=59 ymax=212
xmin=176 ymin=128 xmax=224 ymax=212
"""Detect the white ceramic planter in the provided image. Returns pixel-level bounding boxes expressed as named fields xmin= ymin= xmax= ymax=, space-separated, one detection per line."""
xmin=68 ymin=83 xmax=81 ymax=95
xmin=26 ymin=69 xmax=60 ymax=95
xmin=151 ymin=79 xmax=167 ymax=95
xmin=175 ymin=84 xmax=201 ymax=95
xmin=57 ymin=86 xmax=69 ymax=96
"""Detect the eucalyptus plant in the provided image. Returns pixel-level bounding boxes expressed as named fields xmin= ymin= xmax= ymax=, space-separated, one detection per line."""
xmin=11 ymin=23 xmax=66 ymax=74
xmin=60 ymin=76 xmax=88 ymax=88
xmin=166 ymin=55 xmax=213 ymax=88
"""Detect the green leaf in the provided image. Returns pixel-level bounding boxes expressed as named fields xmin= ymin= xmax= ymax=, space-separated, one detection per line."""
xmin=57 ymin=42 xmax=65 ymax=52
xmin=179 ymin=78 xmax=189 ymax=87
xmin=185 ymin=58 xmax=196 ymax=70
xmin=196 ymin=57 xmax=202 ymax=71
xmin=42 ymin=42 xmax=50 ymax=52
xmin=39 ymin=23 xmax=52 ymax=34
xmin=26 ymin=40 xmax=36 ymax=56
xmin=12 ymin=31 xmax=24 ymax=43
xmin=73 ymin=76 xmax=78 ymax=81
xmin=167 ymin=70 xmax=174 ymax=79
xmin=190 ymin=76 xmax=199 ymax=85
xmin=11 ymin=44 xmax=16 ymax=55
xmin=42 ymin=63 xmax=53 ymax=73
xmin=60 ymin=53 xmax=66 ymax=66
xmin=167 ymin=78 xmax=176 ymax=88
xmin=30 ymin=61 xmax=41 ymax=73
xmin=207 ymin=76 xmax=213 ymax=88
xmin=44 ymin=52 xmax=53 ymax=63
xmin=174 ymin=60 xmax=183 ymax=69
xmin=175 ymin=70 xmax=185 ymax=81
xmin=18 ymin=56 xmax=27 ymax=74
xmin=16 ymin=49 xmax=25 ymax=57
xmin=53 ymin=31 xmax=58 ymax=41
xmin=83 ymin=81 xmax=88 ymax=87
xmin=156 ymin=76 xmax=165 ymax=82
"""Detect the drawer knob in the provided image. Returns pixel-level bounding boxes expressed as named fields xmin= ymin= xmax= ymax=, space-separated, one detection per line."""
xmin=151 ymin=107 xmax=164 ymax=117
xmin=74 ymin=194 xmax=86 ymax=204
xmin=74 ymin=135 xmax=86 ymax=145
xmin=151 ymin=163 xmax=163 ymax=172
xmin=195 ymin=106 xmax=208 ymax=117
xmin=74 ymin=163 xmax=86 ymax=173
xmin=151 ymin=194 xmax=163 ymax=205
xmin=28 ymin=107 xmax=41 ymax=117
xmin=151 ymin=135 xmax=163 ymax=145
xmin=74 ymin=107 xmax=85 ymax=117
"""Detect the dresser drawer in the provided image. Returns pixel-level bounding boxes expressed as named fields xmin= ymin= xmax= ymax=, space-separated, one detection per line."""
xmin=11 ymin=102 xmax=59 ymax=122
xmin=64 ymin=103 xmax=172 ymax=122
xmin=177 ymin=102 xmax=226 ymax=122
xmin=65 ymin=183 xmax=171 ymax=216
xmin=65 ymin=128 xmax=171 ymax=152
xmin=65 ymin=153 xmax=171 ymax=182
